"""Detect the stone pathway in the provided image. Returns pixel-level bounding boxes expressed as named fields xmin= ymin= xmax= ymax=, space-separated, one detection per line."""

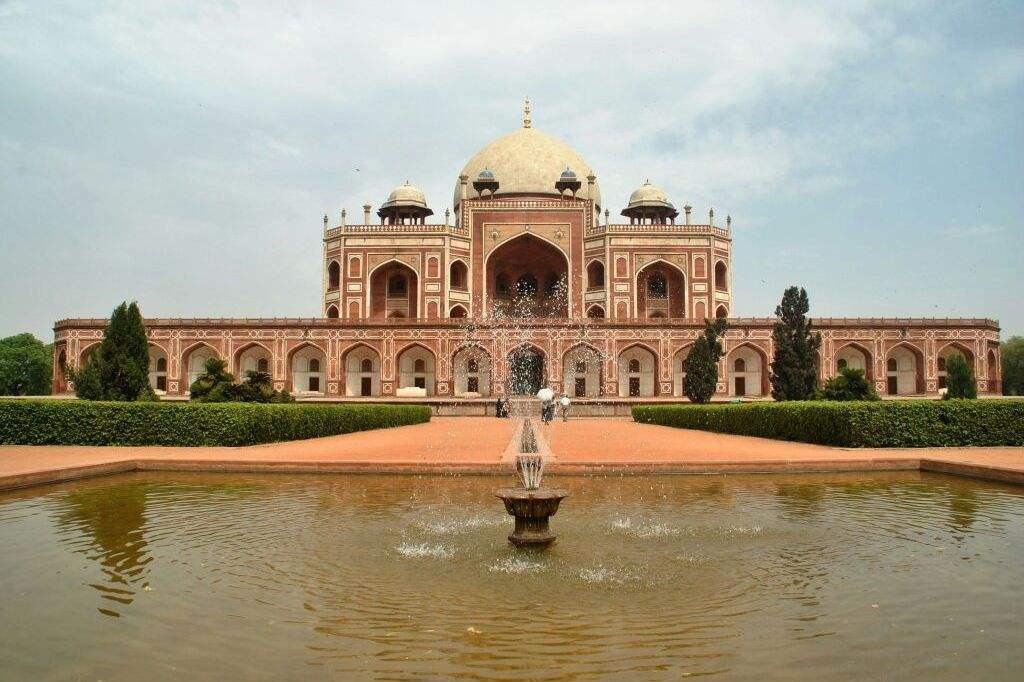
xmin=0 ymin=417 xmax=1022 ymax=491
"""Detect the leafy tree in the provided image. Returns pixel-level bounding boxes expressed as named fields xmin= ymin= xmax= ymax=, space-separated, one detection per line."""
xmin=0 ymin=333 xmax=53 ymax=395
xmin=189 ymin=357 xmax=237 ymax=402
xmin=770 ymin=286 xmax=822 ymax=401
xmin=73 ymin=302 xmax=153 ymax=401
xmin=944 ymin=353 xmax=977 ymax=399
xmin=683 ymin=318 xmax=728 ymax=403
xmin=819 ymin=367 xmax=879 ymax=401
xmin=1002 ymin=336 xmax=1024 ymax=396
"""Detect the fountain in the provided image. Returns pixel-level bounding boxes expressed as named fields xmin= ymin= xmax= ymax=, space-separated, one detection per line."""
xmin=496 ymin=418 xmax=568 ymax=548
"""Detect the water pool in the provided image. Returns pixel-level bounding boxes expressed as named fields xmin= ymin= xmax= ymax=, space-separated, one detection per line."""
xmin=1 ymin=471 xmax=1021 ymax=680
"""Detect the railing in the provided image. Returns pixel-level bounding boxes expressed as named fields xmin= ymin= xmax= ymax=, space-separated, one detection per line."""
xmin=325 ymin=224 xmax=469 ymax=239
xmin=587 ymin=224 xmax=731 ymax=238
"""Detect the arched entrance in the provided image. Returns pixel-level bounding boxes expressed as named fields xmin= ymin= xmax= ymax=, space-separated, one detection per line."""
xmin=937 ymin=343 xmax=974 ymax=390
xmin=886 ymin=344 xmax=924 ymax=395
xmin=507 ymin=345 xmax=545 ymax=395
xmin=289 ymin=343 xmax=327 ymax=394
xmin=835 ymin=343 xmax=872 ymax=380
xmin=397 ymin=344 xmax=436 ymax=395
xmin=486 ymin=234 xmax=569 ymax=318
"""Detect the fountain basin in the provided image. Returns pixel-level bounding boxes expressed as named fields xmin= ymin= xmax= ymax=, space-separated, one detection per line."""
xmin=495 ymin=487 xmax=568 ymax=547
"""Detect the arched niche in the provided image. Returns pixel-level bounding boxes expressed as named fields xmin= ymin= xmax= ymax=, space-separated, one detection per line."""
xmin=453 ymin=345 xmax=491 ymax=396
xmin=728 ymin=344 xmax=767 ymax=397
xmin=397 ymin=344 xmax=436 ymax=395
xmin=835 ymin=343 xmax=872 ymax=380
xmin=885 ymin=343 xmax=924 ymax=395
xmin=617 ymin=344 xmax=657 ymax=397
xmin=563 ymin=344 xmax=603 ymax=398
xmin=370 ymin=260 xmax=418 ymax=319
xmin=289 ymin=343 xmax=327 ymax=394
xmin=485 ymin=234 xmax=568 ymax=317
xmin=148 ymin=344 xmax=168 ymax=393
xmin=636 ymin=261 xmax=685 ymax=319
xmin=343 ymin=344 xmax=380 ymax=397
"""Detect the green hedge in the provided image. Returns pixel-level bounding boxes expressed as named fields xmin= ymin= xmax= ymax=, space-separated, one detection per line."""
xmin=0 ymin=400 xmax=431 ymax=446
xmin=633 ymin=400 xmax=1024 ymax=448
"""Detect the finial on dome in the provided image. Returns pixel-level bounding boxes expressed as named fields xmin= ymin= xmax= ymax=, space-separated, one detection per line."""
xmin=523 ymin=97 xmax=532 ymax=128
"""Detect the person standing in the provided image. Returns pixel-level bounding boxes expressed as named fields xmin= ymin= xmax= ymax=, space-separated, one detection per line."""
xmin=560 ymin=393 xmax=571 ymax=422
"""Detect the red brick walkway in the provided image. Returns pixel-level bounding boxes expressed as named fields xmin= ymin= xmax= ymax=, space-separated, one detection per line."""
xmin=1 ymin=417 xmax=1022 ymax=491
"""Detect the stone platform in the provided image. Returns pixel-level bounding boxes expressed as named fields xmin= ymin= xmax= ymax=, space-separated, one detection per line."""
xmin=1 ymin=417 xmax=1022 ymax=491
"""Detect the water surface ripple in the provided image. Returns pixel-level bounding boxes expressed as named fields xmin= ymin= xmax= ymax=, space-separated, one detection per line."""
xmin=0 ymin=471 xmax=1021 ymax=680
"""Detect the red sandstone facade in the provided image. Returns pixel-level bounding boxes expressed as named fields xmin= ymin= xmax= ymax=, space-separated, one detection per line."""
xmin=51 ymin=110 xmax=1003 ymax=399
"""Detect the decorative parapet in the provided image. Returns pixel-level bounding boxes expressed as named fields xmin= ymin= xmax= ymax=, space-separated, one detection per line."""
xmin=53 ymin=316 xmax=1001 ymax=332
xmin=324 ymin=224 xmax=469 ymax=239
xmin=588 ymin=224 xmax=731 ymax=238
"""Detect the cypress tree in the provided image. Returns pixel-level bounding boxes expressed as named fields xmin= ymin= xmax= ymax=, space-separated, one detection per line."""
xmin=75 ymin=301 xmax=152 ymax=401
xmin=944 ymin=353 xmax=977 ymax=399
xmin=769 ymin=286 xmax=821 ymax=401
xmin=683 ymin=318 xmax=728 ymax=403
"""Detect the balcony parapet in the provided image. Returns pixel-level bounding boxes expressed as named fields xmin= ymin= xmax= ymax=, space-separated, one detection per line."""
xmin=587 ymin=224 xmax=731 ymax=238
xmin=325 ymin=224 xmax=469 ymax=240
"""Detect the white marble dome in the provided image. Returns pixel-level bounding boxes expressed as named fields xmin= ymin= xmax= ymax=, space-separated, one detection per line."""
xmin=382 ymin=182 xmax=429 ymax=210
xmin=455 ymin=127 xmax=601 ymax=209
xmin=625 ymin=181 xmax=672 ymax=210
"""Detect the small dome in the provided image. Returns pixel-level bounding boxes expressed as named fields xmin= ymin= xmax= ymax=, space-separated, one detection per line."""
xmin=560 ymin=167 xmax=577 ymax=179
xmin=477 ymin=168 xmax=495 ymax=180
xmin=381 ymin=181 xmax=429 ymax=210
xmin=626 ymin=181 xmax=671 ymax=209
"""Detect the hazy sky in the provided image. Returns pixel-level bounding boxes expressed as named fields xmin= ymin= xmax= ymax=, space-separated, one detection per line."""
xmin=2 ymin=1 xmax=1022 ymax=340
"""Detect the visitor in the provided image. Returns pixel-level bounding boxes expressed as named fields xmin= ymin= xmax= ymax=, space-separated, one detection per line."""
xmin=560 ymin=393 xmax=570 ymax=422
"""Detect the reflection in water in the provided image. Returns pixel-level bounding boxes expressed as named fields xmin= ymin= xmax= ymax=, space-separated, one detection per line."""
xmin=0 ymin=471 xmax=1021 ymax=680
xmin=52 ymin=484 xmax=151 ymax=617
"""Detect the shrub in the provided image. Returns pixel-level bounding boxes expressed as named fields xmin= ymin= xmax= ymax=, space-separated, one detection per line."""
xmin=683 ymin=318 xmax=728 ymax=404
xmin=73 ymin=301 xmax=153 ymax=401
xmin=770 ymin=286 xmax=821 ymax=401
xmin=632 ymin=400 xmax=1024 ymax=448
xmin=0 ymin=400 xmax=431 ymax=447
xmin=189 ymin=358 xmax=293 ymax=403
xmin=819 ymin=367 xmax=879 ymax=401
xmin=944 ymin=354 xmax=977 ymax=400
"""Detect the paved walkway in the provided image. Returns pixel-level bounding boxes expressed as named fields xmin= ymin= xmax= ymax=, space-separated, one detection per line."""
xmin=1 ymin=417 xmax=1022 ymax=491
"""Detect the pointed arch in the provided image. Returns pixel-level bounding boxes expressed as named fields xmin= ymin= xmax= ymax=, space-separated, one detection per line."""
xmin=586 ymin=259 xmax=605 ymax=289
xmin=727 ymin=342 xmax=768 ymax=397
xmin=833 ymin=341 xmax=873 ymax=380
xmin=484 ymin=233 xmax=570 ymax=317
xmin=342 ymin=342 xmax=381 ymax=397
xmin=937 ymin=341 xmax=975 ymax=390
xmin=367 ymin=258 xmax=420 ymax=319
xmin=715 ymin=305 xmax=728 ymax=319
xmin=396 ymin=342 xmax=436 ymax=395
xmin=452 ymin=343 xmax=491 ymax=396
xmin=714 ymin=260 xmax=728 ymax=291
xmin=885 ymin=342 xmax=925 ymax=395
xmin=449 ymin=304 xmax=468 ymax=318
xmin=635 ymin=259 xmax=687 ymax=319
xmin=586 ymin=304 xmax=605 ymax=319
xmin=672 ymin=343 xmax=694 ymax=397
xmin=617 ymin=343 xmax=658 ymax=397
xmin=327 ymin=260 xmax=340 ymax=289
xmin=78 ymin=341 xmax=101 ymax=367
xmin=287 ymin=341 xmax=327 ymax=394
xmin=563 ymin=342 xmax=603 ymax=398
xmin=148 ymin=343 xmax=168 ymax=393
xmin=507 ymin=342 xmax=547 ymax=395
xmin=449 ymin=258 xmax=468 ymax=290
xmin=326 ymin=304 xmax=339 ymax=319
xmin=181 ymin=342 xmax=221 ymax=389
xmin=233 ymin=341 xmax=273 ymax=378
